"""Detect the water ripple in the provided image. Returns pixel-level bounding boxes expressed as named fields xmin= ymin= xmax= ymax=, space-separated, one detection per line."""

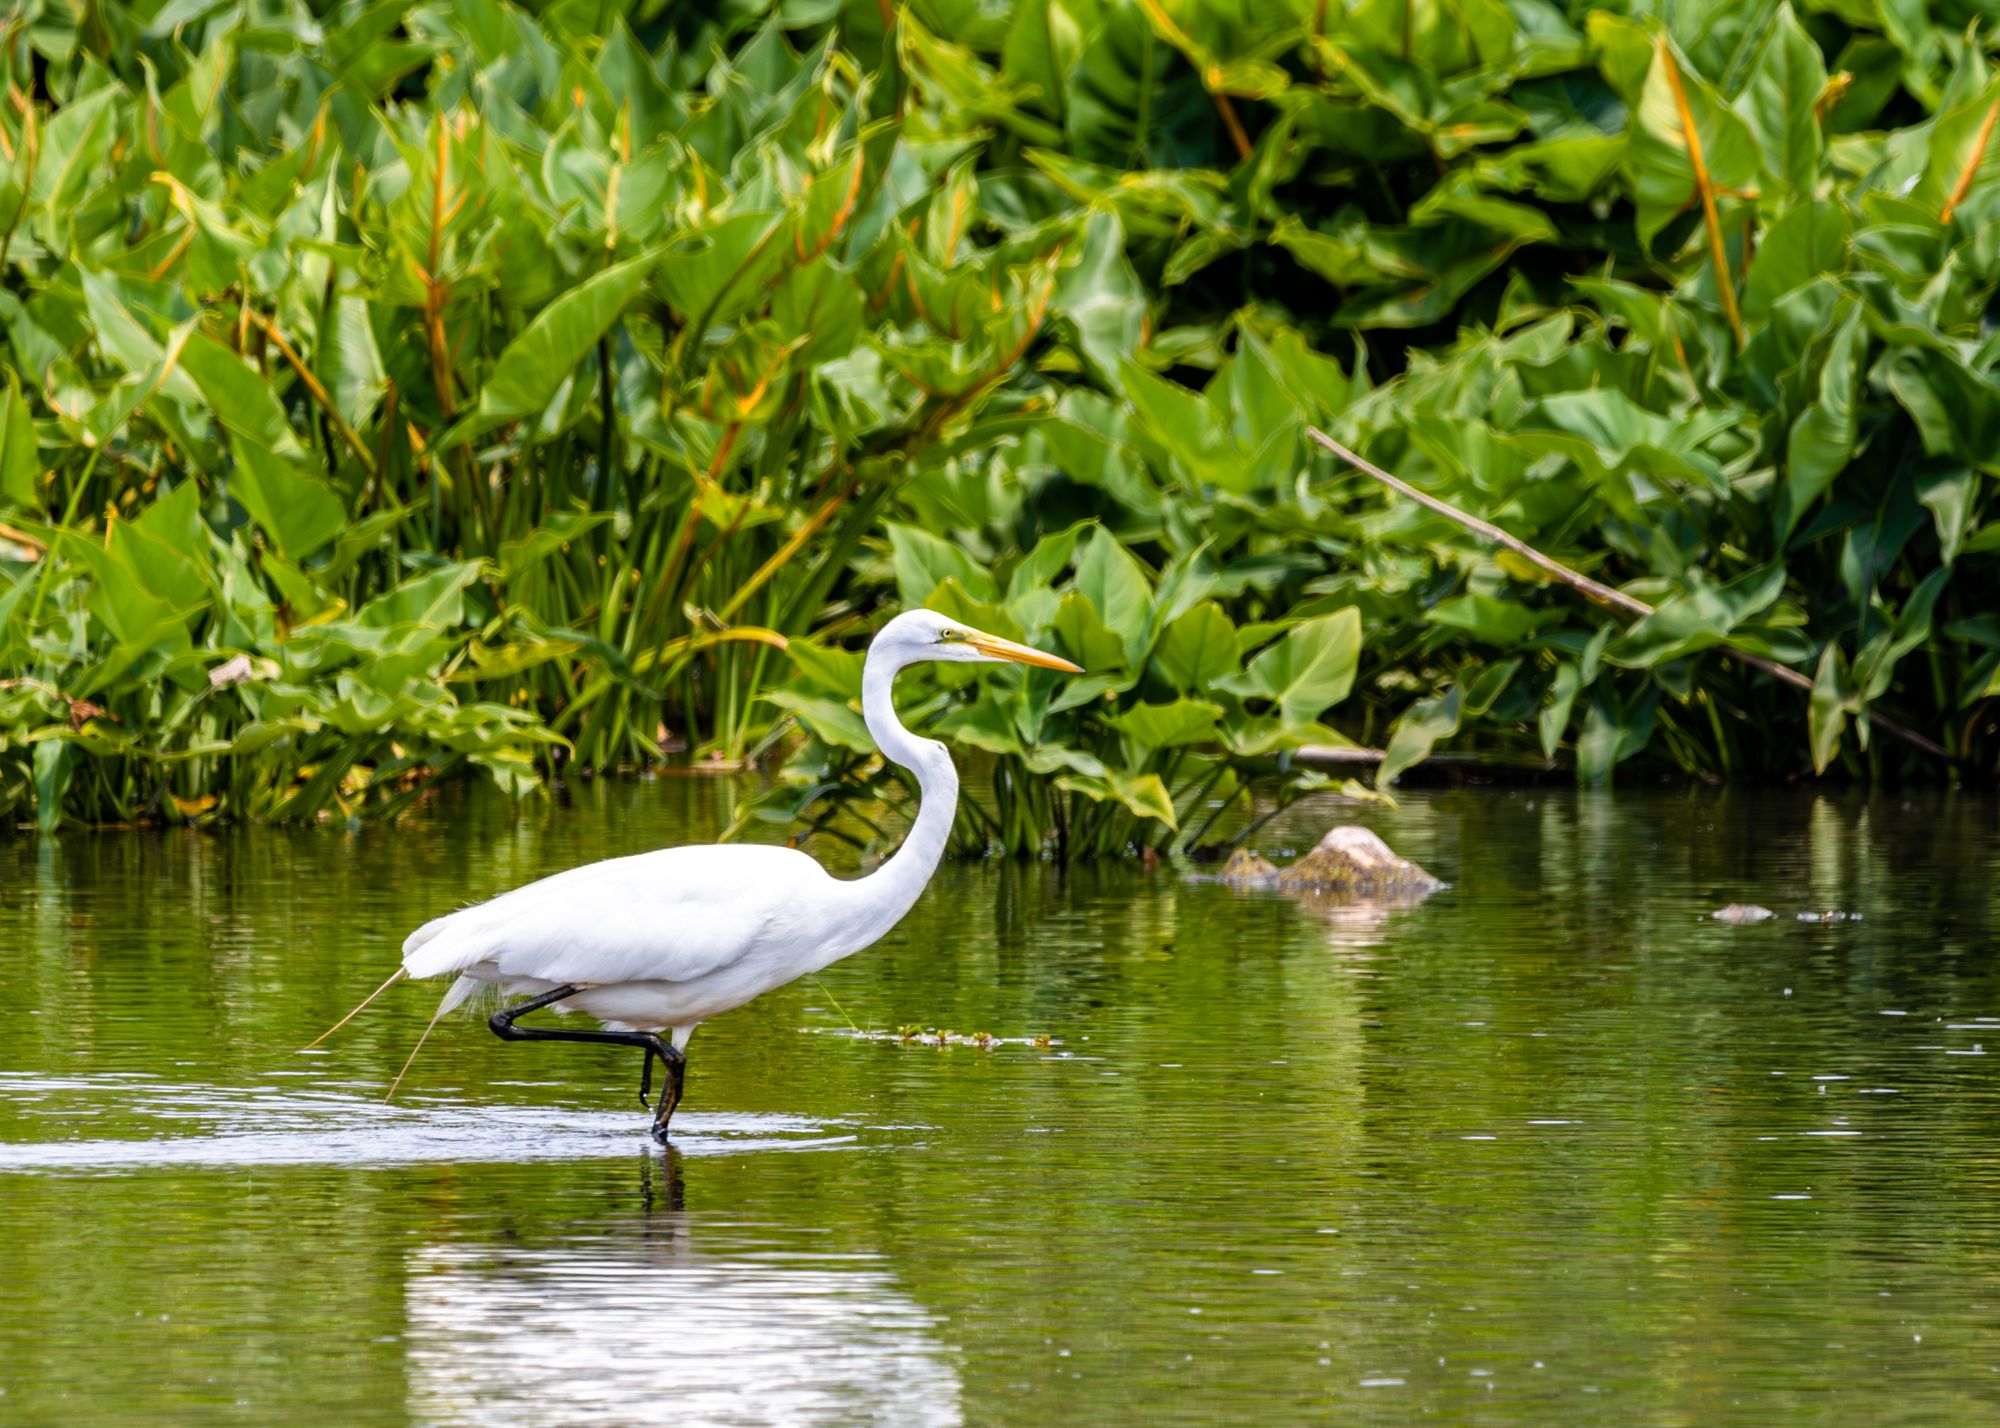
xmin=0 ymin=1072 xmax=858 ymax=1171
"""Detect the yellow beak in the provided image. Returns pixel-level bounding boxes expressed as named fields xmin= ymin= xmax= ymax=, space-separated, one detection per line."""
xmin=963 ymin=630 xmax=1083 ymax=673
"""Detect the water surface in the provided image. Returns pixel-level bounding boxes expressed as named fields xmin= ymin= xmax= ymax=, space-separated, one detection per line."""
xmin=2 ymin=782 xmax=1997 ymax=1424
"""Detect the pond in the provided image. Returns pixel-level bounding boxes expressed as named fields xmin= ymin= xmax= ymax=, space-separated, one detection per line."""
xmin=1 ymin=781 xmax=1997 ymax=1424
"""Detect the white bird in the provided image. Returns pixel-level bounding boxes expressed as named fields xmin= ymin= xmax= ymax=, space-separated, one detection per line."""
xmin=306 ymin=609 xmax=1081 ymax=1141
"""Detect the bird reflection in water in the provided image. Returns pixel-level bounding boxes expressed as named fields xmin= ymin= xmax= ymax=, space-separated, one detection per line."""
xmin=403 ymin=1153 xmax=962 ymax=1428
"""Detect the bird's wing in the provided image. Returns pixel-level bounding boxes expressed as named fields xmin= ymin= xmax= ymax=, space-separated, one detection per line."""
xmin=401 ymin=844 xmax=833 ymax=987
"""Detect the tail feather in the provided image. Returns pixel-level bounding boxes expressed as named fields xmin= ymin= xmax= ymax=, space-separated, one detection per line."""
xmin=401 ymin=909 xmax=502 ymax=983
xmin=299 ymin=967 xmax=406 ymax=1051
xmin=401 ymin=911 xmax=457 ymax=957
xmin=383 ymin=975 xmax=478 ymax=1102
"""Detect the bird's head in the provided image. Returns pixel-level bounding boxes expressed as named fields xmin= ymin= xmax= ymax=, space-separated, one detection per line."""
xmin=875 ymin=608 xmax=1083 ymax=672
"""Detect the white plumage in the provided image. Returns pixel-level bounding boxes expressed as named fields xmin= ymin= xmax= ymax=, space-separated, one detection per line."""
xmin=403 ymin=845 xmax=841 ymax=1035
xmin=308 ymin=608 xmax=1081 ymax=1139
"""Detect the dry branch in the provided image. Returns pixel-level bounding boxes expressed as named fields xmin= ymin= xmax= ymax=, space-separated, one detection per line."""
xmin=1305 ymin=426 xmax=1955 ymax=766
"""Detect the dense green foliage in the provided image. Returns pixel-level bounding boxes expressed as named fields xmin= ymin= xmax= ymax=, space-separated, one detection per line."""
xmin=1 ymin=0 xmax=1996 ymax=846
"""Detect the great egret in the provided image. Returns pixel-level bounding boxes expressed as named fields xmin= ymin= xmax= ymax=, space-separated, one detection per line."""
xmin=308 ymin=609 xmax=1081 ymax=1141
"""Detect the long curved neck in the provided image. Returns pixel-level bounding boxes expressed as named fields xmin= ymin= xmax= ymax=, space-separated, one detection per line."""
xmin=833 ymin=648 xmax=959 ymax=949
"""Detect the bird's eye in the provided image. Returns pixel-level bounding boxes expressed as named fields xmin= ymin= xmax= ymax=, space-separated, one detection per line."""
xmin=938 ymin=628 xmax=962 ymax=643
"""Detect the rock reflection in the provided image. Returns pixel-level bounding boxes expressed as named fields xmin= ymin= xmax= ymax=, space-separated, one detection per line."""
xmin=1277 ymin=889 xmax=1402 ymax=950
xmin=404 ymin=1221 xmax=962 ymax=1427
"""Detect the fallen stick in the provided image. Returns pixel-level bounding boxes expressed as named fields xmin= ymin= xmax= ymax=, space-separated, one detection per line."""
xmin=1294 ymin=745 xmax=1562 ymax=771
xmin=1305 ymin=426 xmax=1955 ymax=766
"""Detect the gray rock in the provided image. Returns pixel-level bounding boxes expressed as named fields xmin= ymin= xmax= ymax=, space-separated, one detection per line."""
xmin=1220 ymin=826 xmax=1443 ymax=903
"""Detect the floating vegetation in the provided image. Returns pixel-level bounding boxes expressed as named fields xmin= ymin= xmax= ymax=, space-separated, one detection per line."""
xmin=802 ymin=1028 xmax=1060 ymax=1051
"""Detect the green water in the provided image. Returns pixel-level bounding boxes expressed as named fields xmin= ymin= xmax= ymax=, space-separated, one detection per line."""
xmin=2 ymin=783 xmax=1998 ymax=1425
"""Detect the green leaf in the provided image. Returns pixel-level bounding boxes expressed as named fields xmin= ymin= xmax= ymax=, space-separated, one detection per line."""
xmin=1071 ymin=527 xmax=1154 ymax=669
xmin=111 ymin=480 xmax=211 ymax=618
xmin=1006 ymin=522 xmax=1089 ymax=607
xmin=1883 ymin=348 xmax=2000 ymax=466
xmin=1054 ymin=210 xmax=1148 ymax=387
xmin=1540 ymin=660 xmax=1584 ymax=758
xmin=1743 ymin=201 xmax=1852 ymax=320
xmin=1218 ymin=609 xmax=1361 ymax=725
xmin=886 ymin=523 xmax=997 ymax=606
xmin=1739 ymin=5 xmax=1827 ymax=197
xmin=1106 ymin=698 xmax=1223 ymax=750
xmin=1424 ymin=594 xmax=1560 ymax=646
xmin=1607 ymin=565 xmax=1787 ymax=668
xmin=1530 ymin=388 xmax=1734 ymax=497
xmin=1809 ymin=641 xmax=1851 ymax=773
xmin=1577 ymin=686 xmax=1658 ymax=786
xmin=230 ymin=437 xmax=348 ymax=561
xmin=0 ymin=371 xmax=39 ymax=508
xmin=1056 ymin=769 xmax=1178 ymax=828
xmin=1105 ymin=769 xmax=1177 ymax=827
xmin=1050 ymin=593 xmax=1131 ymax=707
xmin=1855 ymin=567 xmax=1949 ymax=701
xmin=1410 ymin=171 xmax=1557 ymax=245
xmin=318 ymin=290 xmax=388 ymax=431
xmin=356 ymin=562 xmax=485 ymax=631
xmin=29 ymin=86 xmax=117 ymax=225
xmin=80 ymin=269 xmax=197 ymax=406
xmin=179 ymin=333 xmax=311 ymax=460
xmin=655 ymin=212 xmax=786 ymax=328
xmin=1118 ymin=362 xmax=1243 ymax=492
xmin=454 ymin=251 xmax=657 ymax=441
xmin=1155 ymin=601 xmax=1241 ymax=693
xmin=1916 ymin=467 xmax=1976 ymax=566
xmin=1379 ymin=685 xmax=1462 ymax=787
xmin=770 ymin=260 xmax=864 ymax=368
xmin=1464 ymin=658 xmax=1522 ymax=716
xmin=1783 ymin=303 xmax=1867 ymax=534
xmin=33 ymin=738 xmax=71 ymax=834
xmin=764 ymin=688 xmax=875 ymax=754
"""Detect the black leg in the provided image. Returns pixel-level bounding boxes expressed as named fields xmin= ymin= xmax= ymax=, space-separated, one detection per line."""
xmin=649 ymin=1049 xmax=685 ymax=1145
xmin=488 ymin=985 xmax=688 ymax=1140
xmin=636 ymin=1045 xmax=691 ymax=1120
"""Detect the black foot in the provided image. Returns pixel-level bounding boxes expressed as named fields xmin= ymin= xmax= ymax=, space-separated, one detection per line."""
xmin=489 ymin=988 xmax=686 ymax=1139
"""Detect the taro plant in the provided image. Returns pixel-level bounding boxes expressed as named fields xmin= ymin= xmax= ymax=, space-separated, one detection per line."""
xmin=735 ymin=522 xmax=1364 ymax=858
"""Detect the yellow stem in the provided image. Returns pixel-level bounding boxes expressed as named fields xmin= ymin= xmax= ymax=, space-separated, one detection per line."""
xmin=1941 ymin=98 xmax=2000 ymax=225
xmin=1659 ymin=40 xmax=1743 ymax=347
xmin=244 ymin=309 xmax=378 ymax=477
